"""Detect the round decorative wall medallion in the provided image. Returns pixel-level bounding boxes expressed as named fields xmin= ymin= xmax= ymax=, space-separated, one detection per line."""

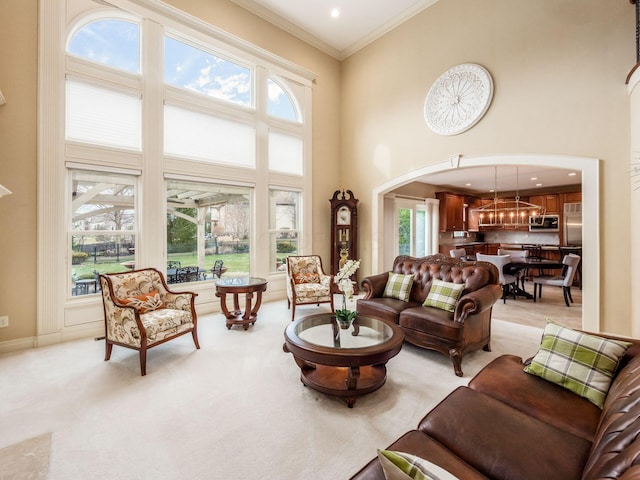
xmin=424 ymin=63 xmax=493 ymax=136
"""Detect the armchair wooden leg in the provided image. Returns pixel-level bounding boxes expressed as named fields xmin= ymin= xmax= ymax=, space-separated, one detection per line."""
xmin=291 ymin=303 xmax=296 ymax=321
xmin=139 ymin=348 xmax=147 ymax=376
xmin=104 ymin=341 xmax=113 ymax=361
xmin=192 ymin=328 xmax=200 ymax=349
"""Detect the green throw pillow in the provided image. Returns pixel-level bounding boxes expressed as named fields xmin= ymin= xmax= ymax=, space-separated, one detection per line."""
xmin=524 ymin=322 xmax=632 ymax=408
xmin=377 ymin=450 xmax=460 ymax=480
xmin=423 ymin=278 xmax=464 ymax=312
xmin=383 ymin=273 xmax=414 ymax=302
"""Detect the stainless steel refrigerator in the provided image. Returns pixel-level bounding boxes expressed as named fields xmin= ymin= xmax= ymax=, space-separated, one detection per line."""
xmin=563 ymin=203 xmax=582 ymax=246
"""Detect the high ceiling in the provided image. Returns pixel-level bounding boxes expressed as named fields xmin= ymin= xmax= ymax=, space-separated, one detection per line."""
xmin=230 ymin=0 xmax=438 ymax=60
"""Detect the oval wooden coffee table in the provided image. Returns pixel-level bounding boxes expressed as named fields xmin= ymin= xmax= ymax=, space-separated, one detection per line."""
xmin=283 ymin=313 xmax=404 ymax=407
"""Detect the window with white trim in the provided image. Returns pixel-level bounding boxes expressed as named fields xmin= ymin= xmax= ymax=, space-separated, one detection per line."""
xmin=51 ymin=0 xmax=313 ymax=306
xmin=166 ymin=179 xmax=251 ymax=283
xmin=69 ymin=169 xmax=137 ymax=297
xmin=269 ymin=188 xmax=301 ymax=272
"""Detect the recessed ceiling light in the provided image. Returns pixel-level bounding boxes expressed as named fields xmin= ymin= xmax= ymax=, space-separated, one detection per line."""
xmin=331 ymin=8 xmax=340 ymax=18
xmin=489 ymin=189 xmax=495 ymax=192
xmin=530 ymin=177 xmax=538 ymax=181
xmin=568 ymin=172 xmax=577 ymax=176
xmin=536 ymin=183 xmax=542 ymax=187
xmin=465 ymin=183 xmax=472 ymax=186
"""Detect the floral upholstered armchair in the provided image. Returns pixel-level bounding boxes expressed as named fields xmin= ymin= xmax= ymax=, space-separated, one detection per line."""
xmin=99 ymin=267 xmax=200 ymax=376
xmin=285 ymin=255 xmax=334 ymax=321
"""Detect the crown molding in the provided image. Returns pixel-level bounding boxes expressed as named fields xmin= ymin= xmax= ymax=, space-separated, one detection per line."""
xmin=340 ymin=0 xmax=438 ymax=59
xmin=230 ymin=0 xmax=439 ymax=61
xmin=229 ymin=0 xmax=342 ymax=59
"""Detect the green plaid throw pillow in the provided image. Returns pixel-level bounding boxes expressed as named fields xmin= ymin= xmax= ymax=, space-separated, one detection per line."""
xmin=422 ymin=278 xmax=464 ymax=312
xmin=383 ymin=273 xmax=414 ymax=302
xmin=524 ymin=322 xmax=632 ymax=408
xmin=377 ymin=450 xmax=460 ymax=480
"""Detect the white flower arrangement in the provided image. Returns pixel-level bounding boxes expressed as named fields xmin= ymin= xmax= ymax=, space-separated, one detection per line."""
xmin=334 ymin=259 xmax=361 ymax=322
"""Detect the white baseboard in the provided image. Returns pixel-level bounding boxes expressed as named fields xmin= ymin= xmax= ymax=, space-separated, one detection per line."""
xmin=0 ymin=336 xmax=37 ymax=354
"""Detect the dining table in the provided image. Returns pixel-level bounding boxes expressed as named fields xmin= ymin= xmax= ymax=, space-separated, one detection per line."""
xmin=504 ymin=258 xmax=565 ymax=299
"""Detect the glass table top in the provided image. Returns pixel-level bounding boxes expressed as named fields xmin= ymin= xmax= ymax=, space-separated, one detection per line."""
xmin=294 ymin=314 xmax=394 ymax=349
xmin=215 ymin=276 xmax=266 ymax=287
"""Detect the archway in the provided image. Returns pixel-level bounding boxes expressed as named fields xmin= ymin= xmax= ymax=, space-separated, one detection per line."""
xmin=370 ymin=154 xmax=599 ymax=332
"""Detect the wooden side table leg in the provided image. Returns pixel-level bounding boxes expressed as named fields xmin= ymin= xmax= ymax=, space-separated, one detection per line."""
xmin=250 ymin=290 xmax=264 ymax=318
xmin=217 ymin=293 xmax=233 ymax=320
xmin=233 ymin=293 xmax=241 ymax=315
xmin=243 ymin=292 xmax=254 ymax=322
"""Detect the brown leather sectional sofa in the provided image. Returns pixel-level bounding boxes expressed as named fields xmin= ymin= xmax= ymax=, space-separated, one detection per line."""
xmin=356 ymin=254 xmax=503 ymax=376
xmin=349 ymin=338 xmax=640 ymax=480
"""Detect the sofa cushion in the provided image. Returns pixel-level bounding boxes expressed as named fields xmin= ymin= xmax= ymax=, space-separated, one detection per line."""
xmin=418 ymin=387 xmax=591 ymax=480
xmin=399 ymin=307 xmax=460 ymax=341
xmin=524 ymin=322 xmax=632 ymax=408
xmin=422 ymin=279 xmax=464 ymax=312
xmin=383 ymin=273 xmax=414 ymax=302
xmin=357 ymin=297 xmax=421 ymax=324
xmin=121 ymin=290 xmax=164 ymax=313
xmin=349 ymin=431 xmax=488 ymax=480
xmin=377 ymin=450 xmax=459 ymax=480
xmin=469 ymin=354 xmax=602 ymax=442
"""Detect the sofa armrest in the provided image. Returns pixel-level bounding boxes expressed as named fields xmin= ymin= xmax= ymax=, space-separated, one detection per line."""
xmin=454 ymin=284 xmax=502 ymax=323
xmin=360 ymin=272 xmax=390 ymax=299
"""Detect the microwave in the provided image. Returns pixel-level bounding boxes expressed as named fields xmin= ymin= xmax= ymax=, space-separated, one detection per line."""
xmin=529 ymin=215 xmax=559 ymax=232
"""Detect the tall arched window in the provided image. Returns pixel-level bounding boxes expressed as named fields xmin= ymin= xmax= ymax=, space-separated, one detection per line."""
xmin=67 ymin=18 xmax=140 ymax=74
xmin=41 ymin=0 xmax=314 ymax=340
xmin=268 ymin=77 xmax=300 ymax=122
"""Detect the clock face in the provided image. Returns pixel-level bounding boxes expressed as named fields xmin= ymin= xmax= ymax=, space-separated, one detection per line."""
xmin=337 ymin=206 xmax=351 ymax=225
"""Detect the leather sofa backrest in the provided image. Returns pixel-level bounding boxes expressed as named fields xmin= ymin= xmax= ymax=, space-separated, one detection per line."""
xmin=582 ymin=354 xmax=640 ymax=479
xmin=391 ymin=254 xmax=499 ymax=304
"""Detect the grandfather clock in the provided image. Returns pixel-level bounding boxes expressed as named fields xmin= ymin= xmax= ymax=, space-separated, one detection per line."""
xmin=330 ymin=190 xmax=359 ymax=279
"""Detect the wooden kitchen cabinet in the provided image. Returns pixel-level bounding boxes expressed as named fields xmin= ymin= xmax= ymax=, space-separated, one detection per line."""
xmin=529 ymin=194 xmax=559 ymax=214
xmin=465 ymin=196 xmax=482 ymax=231
xmin=563 ymin=192 xmax=582 ymax=204
xmin=436 ymin=192 xmax=464 ymax=231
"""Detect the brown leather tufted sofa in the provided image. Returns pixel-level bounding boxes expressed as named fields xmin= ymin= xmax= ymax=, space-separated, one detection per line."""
xmin=349 ymin=337 xmax=640 ymax=480
xmin=357 ymin=254 xmax=503 ymax=376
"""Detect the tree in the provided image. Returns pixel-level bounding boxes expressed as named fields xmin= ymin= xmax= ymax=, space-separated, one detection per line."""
xmin=167 ymin=208 xmax=197 ymax=248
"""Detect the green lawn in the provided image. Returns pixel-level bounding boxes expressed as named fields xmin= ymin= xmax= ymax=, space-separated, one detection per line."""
xmin=72 ymin=253 xmax=250 ymax=280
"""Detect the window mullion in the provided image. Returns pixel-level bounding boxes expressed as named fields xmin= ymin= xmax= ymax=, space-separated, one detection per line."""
xmin=138 ymin=18 xmax=165 ymax=269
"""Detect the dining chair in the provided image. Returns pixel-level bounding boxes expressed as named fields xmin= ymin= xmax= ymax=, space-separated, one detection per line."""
xmin=211 ymin=260 xmax=224 ymax=279
xmin=476 ymin=253 xmax=517 ymax=303
xmin=167 ymin=260 xmax=181 ymax=269
xmin=498 ymin=248 xmax=529 ymax=291
xmin=533 ymin=253 xmax=581 ymax=307
xmin=449 ymin=248 xmax=466 ymax=260
xmin=559 ymin=246 xmax=582 ymax=289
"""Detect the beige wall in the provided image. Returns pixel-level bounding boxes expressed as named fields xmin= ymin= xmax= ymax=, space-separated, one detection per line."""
xmin=0 ymin=0 xmax=341 ymax=343
xmin=0 ymin=1 xmax=39 ymax=341
xmin=341 ymin=0 xmax=634 ymax=334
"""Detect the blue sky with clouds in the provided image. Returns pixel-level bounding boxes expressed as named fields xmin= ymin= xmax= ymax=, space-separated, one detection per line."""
xmin=68 ymin=19 xmax=298 ymax=121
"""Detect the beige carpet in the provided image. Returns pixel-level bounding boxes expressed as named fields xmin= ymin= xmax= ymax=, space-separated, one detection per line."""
xmin=0 ymin=299 xmax=543 ymax=479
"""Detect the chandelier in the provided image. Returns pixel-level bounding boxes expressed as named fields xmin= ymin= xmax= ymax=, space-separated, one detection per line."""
xmin=472 ymin=167 xmax=545 ymax=227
